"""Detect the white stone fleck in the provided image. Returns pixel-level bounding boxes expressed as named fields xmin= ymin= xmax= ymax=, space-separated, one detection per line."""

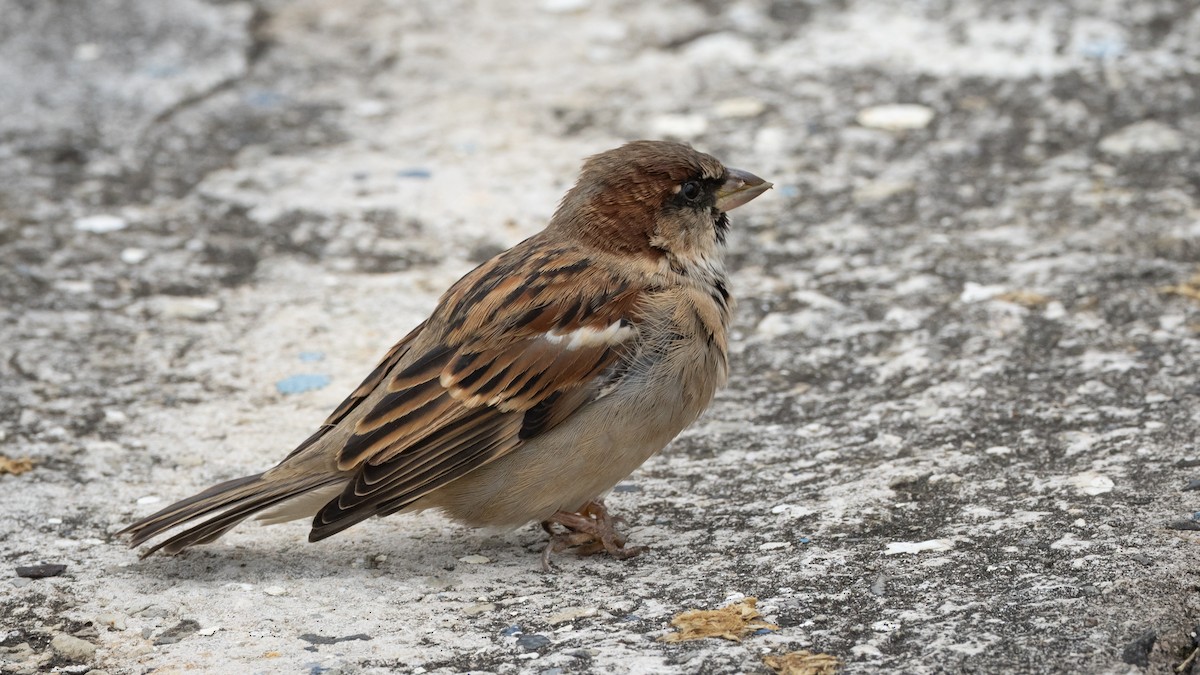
xmin=1098 ymin=121 xmax=1185 ymax=157
xmin=151 ymin=297 xmax=222 ymax=320
xmin=74 ymin=214 xmax=128 ymax=233
xmin=121 ymin=247 xmax=149 ymax=264
xmin=540 ymin=0 xmax=589 ymax=13
xmin=856 ymin=104 xmax=935 ymax=131
xmin=1067 ymin=472 xmax=1114 ymax=496
xmin=650 ymin=113 xmax=709 ymax=139
xmin=960 ymin=282 xmax=1007 ymax=303
xmin=714 ymin=97 xmax=766 ymax=119
xmin=885 ymin=539 xmax=956 ymax=555
xmin=547 ymin=606 xmax=598 ymax=624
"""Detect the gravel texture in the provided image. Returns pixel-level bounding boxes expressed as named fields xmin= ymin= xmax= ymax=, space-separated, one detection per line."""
xmin=2 ymin=0 xmax=1199 ymax=673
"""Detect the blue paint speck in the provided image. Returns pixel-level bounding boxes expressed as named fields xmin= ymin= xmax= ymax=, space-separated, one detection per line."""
xmin=1079 ymin=39 xmax=1125 ymax=60
xmin=798 ymin=537 xmax=811 ymax=544
xmin=396 ymin=168 xmax=432 ymax=179
xmin=298 ymin=351 xmax=325 ymax=362
xmin=754 ymin=627 xmax=777 ymax=635
xmin=780 ymin=185 xmax=801 ymax=198
xmin=276 ymin=373 xmax=331 ymax=395
xmin=245 ymin=90 xmax=287 ymax=109
xmin=500 ymin=624 xmax=522 ymax=636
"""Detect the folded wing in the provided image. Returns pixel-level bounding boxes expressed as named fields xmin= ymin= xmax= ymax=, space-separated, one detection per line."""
xmin=310 ymin=246 xmax=644 ymax=540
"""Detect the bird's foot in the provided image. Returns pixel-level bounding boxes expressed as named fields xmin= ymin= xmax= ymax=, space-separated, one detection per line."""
xmin=539 ymin=500 xmax=645 ymax=571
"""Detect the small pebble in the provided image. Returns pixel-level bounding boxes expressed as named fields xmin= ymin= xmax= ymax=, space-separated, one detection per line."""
xmin=51 ymin=633 xmax=97 ymax=661
xmin=15 ymin=563 xmax=67 ymax=578
xmin=1067 ymin=472 xmax=1114 ymax=496
xmin=352 ymin=99 xmax=388 ymax=118
xmin=94 ymin=612 xmax=127 ymax=631
xmin=154 ymin=619 xmax=200 ymax=645
xmin=1098 ymin=121 xmax=1185 ymax=157
xmin=299 ymin=633 xmax=371 ymax=646
xmin=74 ymin=215 xmax=128 ymax=233
xmin=1165 ymin=519 xmax=1200 ymax=531
xmin=264 ymin=586 xmax=287 ymax=596
xmin=758 ymin=542 xmax=792 ymax=551
xmin=885 ymin=539 xmax=955 ymax=555
xmin=546 ymin=607 xmax=597 ymax=625
xmin=152 ymin=297 xmax=221 ymax=320
xmin=133 ymin=604 xmax=175 ymax=618
xmin=1121 ymin=629 xmax=1157 ymax=667
xmin=714 ymin=97 xmax=766 ymax=119
xmin=500 ymin=625 xmax=522 ymax=636
xmin=74 ymin=43 xmax=102 ymax=61
xmin=464 ymin=603 xmax=496 ymax=616
xmin=516 ymin=634 xmax=551 ymax=651
xmin=459 ymin=554 xmax=491 ymax=564
xmin=120 ymin=247 xmax=149 ymax=264
xmin=856 ymin=104 xmax=934 ymax=131
xmin=540 ymin=0 xmax=589 ymax=13
xmin=650 ymin=113 xmax=708 ymax=139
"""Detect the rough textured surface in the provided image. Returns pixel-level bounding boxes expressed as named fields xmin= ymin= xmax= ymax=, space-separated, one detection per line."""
xmin=2 ymin=0 xmax=1199 ymax=673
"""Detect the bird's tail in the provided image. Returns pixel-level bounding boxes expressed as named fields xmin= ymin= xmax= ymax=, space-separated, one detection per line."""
xmin=118 ymin=472 xmax=343 ymax=557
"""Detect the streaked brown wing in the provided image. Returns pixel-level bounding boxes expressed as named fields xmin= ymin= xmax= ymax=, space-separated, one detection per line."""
xmin=309 ymin=244 xmax=644 ymax=539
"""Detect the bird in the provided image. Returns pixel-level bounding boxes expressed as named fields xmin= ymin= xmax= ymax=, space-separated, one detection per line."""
xmin=120 ymin=140 xmax=771 ymax=570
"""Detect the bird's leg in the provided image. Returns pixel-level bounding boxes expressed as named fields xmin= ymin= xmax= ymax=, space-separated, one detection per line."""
xmin=539 ymin=499 xmax=646 ymax=571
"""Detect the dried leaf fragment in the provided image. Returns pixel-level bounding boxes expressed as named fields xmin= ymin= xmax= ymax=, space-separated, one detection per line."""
xmin=658 ymin=597 xmax=778 ymax=643
xmin=995 ymin=290 xmax=1050 ymax=307
xmin=1158 ymin=272 xmax=1200 ymax=302
xmin=0 ymin=456 xmax=35 ymax=476
xmin=764 ymin=650 xmax=842 ymax=675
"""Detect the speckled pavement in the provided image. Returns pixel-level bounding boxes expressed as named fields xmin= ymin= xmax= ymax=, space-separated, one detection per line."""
xmin=2 ymin=0 xmax=1199 ymax=673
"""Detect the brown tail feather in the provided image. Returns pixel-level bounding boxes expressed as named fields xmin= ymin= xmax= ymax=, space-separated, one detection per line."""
xmin=119 ymin=473 xmax=342 ymax=556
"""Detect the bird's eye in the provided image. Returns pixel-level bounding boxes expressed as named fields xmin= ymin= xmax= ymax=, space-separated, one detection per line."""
xmin=680 ymin=180 xmax=702 ymax=203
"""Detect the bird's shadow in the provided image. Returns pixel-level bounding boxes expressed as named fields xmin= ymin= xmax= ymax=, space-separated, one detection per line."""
xmin=115 ymin=523 xmax=548 ymax=584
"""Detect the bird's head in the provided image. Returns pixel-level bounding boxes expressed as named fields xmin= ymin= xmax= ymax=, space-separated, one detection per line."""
xmin=549 ymin=140 xmax=771 ymax=267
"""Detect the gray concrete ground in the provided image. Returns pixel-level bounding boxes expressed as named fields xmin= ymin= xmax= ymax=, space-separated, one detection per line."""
xmin=2 ymin=0 xmax=1199 ymax=673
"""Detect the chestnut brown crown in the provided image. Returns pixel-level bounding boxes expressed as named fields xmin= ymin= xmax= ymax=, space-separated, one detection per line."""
xmin=547 ymin=140 xmax=770 ymax=259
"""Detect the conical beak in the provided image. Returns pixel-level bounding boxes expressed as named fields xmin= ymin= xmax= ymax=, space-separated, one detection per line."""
xmin=715 ymin=168 xmax=772 ymax=212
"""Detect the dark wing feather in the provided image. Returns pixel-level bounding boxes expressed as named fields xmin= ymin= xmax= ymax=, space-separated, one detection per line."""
xmin=309 ymin=243 xmax=644 ymax=539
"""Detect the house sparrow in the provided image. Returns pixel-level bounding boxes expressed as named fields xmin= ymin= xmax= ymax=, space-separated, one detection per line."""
xmin=121 ymin=140 xmax=771 ymax=569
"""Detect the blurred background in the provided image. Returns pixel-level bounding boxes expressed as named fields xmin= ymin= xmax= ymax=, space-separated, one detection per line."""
xmin=1 ymin=0 xmax=1198 ymax=673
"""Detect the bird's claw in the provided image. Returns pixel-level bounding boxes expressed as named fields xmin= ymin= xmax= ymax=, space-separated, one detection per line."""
xmin=539 ymin=500 xmax=646 ymax=572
